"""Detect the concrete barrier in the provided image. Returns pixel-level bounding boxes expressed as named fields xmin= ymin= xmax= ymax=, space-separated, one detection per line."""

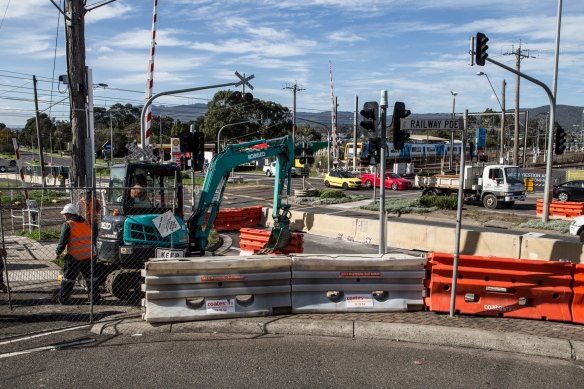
xmin=260 ymin=207 xmax=581 ymax=262
xmin=521 ymin=236 xmax=584 ymax=263
xmin=387 ymin=221 xmax=521 ymax=258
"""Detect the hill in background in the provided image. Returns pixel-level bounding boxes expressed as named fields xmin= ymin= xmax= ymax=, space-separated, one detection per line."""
xmin=152 ymin=103 xmax=583 ymax=134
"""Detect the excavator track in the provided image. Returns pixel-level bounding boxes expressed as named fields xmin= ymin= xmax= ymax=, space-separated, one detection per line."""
xmin=105 ymin=269 xmax=143 ymax=303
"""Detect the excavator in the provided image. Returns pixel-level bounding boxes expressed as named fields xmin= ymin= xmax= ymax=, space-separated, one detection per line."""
xmin=96 ymin=135 xmax=295 ymax=300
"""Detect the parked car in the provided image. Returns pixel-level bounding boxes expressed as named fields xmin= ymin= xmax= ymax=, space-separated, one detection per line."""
xmin=569 ymin=215 xmax=584 ymax=242
xmin=323 ymin=170 xmax=362 ymax=190
xmin=361 ymin=171 xmax=413 ymax=190
xmin=553 ymin=180 xmax=584 ymax=202
xmin=263 ymin=161 xmax=297 ymax=177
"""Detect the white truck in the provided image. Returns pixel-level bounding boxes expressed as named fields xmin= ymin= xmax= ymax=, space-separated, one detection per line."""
xmin=263 ymin=161 xmax=297 ymax=177
xmin=415 ymin=164 xmax=526 ymax=209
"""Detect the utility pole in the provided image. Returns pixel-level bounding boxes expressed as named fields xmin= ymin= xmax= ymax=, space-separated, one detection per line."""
xmin=505 ymin=41 xmax=535 ymax=165
xmin=33 ymin=76 xmax=46 ymax=181
xmin=53 ymin=0 xmax=118 ymax=187
xmin=353 ymin=95 xmax=358 ymax=171
xmin=284 ymin=81 xmax=305 ymax=144
xmin=64 ymin=0 xmax=88 ymax=187
xmin=500 ymin=80 xmax=506 ymax=163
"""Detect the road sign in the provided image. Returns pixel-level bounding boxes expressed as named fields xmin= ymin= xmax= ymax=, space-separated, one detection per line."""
xmin=171 ymin=137 xmax=180 ymax=153
xmin=400 ymin=118 xmax=463 ymax=131
xmin=102 ymin=140 xmax=111 ymax=151
xmin=234 ymin=71 xmax=255 ymax=90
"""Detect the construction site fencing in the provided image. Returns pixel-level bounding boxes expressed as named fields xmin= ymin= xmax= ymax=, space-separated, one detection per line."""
xmin=0 ymin=184 xmax=187 ymax=341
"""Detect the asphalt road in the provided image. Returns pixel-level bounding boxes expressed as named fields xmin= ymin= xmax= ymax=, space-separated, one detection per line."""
xmin=1 ymin=332 xmax=583 ymax=388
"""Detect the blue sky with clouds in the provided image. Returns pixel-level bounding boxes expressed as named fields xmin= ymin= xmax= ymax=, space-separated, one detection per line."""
xmin=1 ymin=0 xmax=583 ymax=127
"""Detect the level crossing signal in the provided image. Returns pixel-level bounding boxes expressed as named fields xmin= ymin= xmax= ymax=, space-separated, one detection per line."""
xmin=359 ymin=101 xmax=379 ymax=133
xmin=295 ymin=142 xmax=315 ymax=165
xmin=475 ymin=32 xmax=489 ymax=66
xmin=391 ymin=101 xmax=411 ymax=150
xmin=555 ymin=126 xmax=567 ymax=155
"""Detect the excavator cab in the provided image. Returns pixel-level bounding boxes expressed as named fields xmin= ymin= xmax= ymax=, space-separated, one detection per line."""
xmin=97 ymin=162 xmax=188 ymax=300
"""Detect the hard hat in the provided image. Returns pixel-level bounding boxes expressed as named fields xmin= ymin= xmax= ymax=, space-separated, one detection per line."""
xmin=60 ymin=203 xmax=79 ymax=215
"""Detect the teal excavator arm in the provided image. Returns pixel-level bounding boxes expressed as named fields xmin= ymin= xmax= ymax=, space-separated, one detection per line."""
xmin=187 ymin=135 xmax=295 ymax=254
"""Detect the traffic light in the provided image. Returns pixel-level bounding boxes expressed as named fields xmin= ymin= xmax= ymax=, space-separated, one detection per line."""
xmin=244 ymin=92 xmax=254 ymax=103
xmin=359 ymin=101 xmax=379 ymax=133
xmin=391 ymin=101 xmax=411 ymax=150
xmin=555 ymin=126 xmax=567 ymax=155
xmin=366 ymin=137 xmax=381 ymax=165
xmin=179 ymin=131 xmax=196 ymax=152
xmin=297 ymin=142 xmax=315 ymax=165
xmin=475 ymin=32 xmax=489 ymax=66
xmin=230 ymin=91 xmax=242 ymax=104
xmin=192 ymin=132 xmax=205 ymax=170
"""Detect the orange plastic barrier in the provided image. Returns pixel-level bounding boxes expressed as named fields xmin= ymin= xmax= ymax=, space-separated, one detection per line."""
xmin=240 ymin=227 xmax=304 ymax=255
xmin=573 ymin=264 xmax=584 ymax=325
xmin=240 ymin=205 xmax=263 ymax=226
xmin=203 ymin=206 xmax=264 ymax=232
xmin=536 ymin=199 xmax=584 ymax=220
xmin=424 ymin=252 xmax=573 ymax=322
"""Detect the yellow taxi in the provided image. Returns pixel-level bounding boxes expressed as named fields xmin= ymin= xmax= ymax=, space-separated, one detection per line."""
xmin=323 ymin=170 xmax=362 ymax=190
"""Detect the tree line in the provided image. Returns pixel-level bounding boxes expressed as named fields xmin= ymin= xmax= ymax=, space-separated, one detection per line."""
xmin=2 ymin=90 xmax=329 ymax=157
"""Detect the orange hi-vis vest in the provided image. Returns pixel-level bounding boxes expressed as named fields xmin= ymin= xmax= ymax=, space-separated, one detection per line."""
xmin=65 ymin=219 xmax=93 ymax=260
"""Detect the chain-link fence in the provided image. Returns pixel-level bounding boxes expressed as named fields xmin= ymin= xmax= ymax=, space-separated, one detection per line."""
xmin=0 ymin=174 xmax=186 ymax=340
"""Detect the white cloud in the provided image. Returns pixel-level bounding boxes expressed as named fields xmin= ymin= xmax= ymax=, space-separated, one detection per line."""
xmin=328 ymin=31 xmax=364 ymax=43
xmin=85 ymin=2 xmax=134 ymax=24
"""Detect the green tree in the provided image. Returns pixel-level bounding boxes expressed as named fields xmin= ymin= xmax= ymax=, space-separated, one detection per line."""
xmin=19 ymin=113 xmax=56 ymax=150
xmin=197 ymin=90 xmax=292 ymax=146
xmin=0 ymin=124 xmax=16 ymax=153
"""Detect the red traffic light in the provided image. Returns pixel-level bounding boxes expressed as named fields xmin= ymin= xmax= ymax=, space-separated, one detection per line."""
xmin=231 ymin=91 xmax=242 ymax=103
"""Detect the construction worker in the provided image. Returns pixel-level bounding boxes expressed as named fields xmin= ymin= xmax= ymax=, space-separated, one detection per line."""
xmin=78 ymin=190 xmax=102 ymax=241
xmin=55 ymin=203 xmax=101 ymax=305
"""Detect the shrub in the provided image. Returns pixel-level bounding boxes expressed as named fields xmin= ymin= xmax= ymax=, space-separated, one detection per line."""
xmin=319 ymin=189 xmax=346 ymax=199
xmin=17 ymin=227 xmax=62 ymax=241
xmin=519 ymin=219 xmax=571 ymax=233
xmin=419 ymin=195 xmax=458 ymax=210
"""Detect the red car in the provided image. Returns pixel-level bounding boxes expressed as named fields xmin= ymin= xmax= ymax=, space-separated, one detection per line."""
xmin=361 ymin=172 xmax=413 ymax=190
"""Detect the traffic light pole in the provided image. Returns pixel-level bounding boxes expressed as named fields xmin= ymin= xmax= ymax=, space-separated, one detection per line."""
xmin=484 ymin=56 xmax=556 ymax=222
xmin=379 ymin=92 xmax=388 ymax=254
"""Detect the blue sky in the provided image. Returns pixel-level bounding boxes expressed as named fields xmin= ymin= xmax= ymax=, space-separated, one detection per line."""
xmin=1 ymin=0 xmax=583 ymax=127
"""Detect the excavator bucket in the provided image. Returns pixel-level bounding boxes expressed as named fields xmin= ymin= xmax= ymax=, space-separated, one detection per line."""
xmin=262 ymin=225 xmax=291 ymax=253
xmin=256 ymin=209 xmax=292 ymax=255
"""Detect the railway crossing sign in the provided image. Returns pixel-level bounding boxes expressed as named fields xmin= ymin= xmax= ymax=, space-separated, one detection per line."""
xmin=400 ymin=118 xmax=463 ymax=131
xmin=234 ymin=71 xmax=254 ymax=90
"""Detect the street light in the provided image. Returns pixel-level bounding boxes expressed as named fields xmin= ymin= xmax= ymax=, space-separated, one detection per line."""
xmin=95 ymin=83 xmax=113 ymax=164
xmin=477 ymin=72 xmax=506 ymax=163
xmin=217 ymin=120 xmax=253 ymax=153
xmin=476 ymin=72 xmax=502 ymax=109
xmin=449 ymin=91 xmax=458 ymax=170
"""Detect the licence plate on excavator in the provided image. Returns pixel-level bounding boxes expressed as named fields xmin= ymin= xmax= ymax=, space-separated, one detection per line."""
xmin=155 ymin=248 xmax=186 ymax=259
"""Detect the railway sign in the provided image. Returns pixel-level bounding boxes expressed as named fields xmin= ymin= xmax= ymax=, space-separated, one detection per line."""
xmin=234 ymin=71 xmax=254 ymax=90
xmin=400 ymin=118 xmax=463 ymax=131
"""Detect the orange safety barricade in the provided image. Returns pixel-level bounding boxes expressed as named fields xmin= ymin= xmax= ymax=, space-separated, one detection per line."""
xmin=424 ymin=252 xmax=573 ymax=322
xmin=536 ymin=199 xmax=584 ymax=219
xmin=240 ymin=227 xmax=303 ymax=255
xmin=240 ymin=205 xmax=263 ymax=227
xmin=573 ymin=264 xmax=584 ymax=325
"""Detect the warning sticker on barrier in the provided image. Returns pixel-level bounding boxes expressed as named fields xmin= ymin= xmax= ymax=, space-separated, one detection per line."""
xmin=339 ymin=272 xmax=381 ymax=278
xmin=201 ymin=275 xmax=244 ymax=282
xmin=206 ymin=299 xmax=235 ymax=313
xmin=346 ymin=294 xmax=373 ymax=308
